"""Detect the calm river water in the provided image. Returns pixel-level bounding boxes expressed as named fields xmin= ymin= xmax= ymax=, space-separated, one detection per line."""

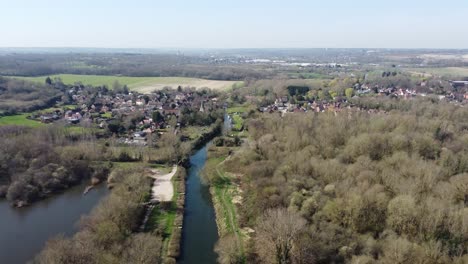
xmin=179 ymin=114 xmax=232 ymax=263
xmin=178 ymin=143 xmax=219 ymax=264
xmin=0 ymin=183 xmax=108 ymax=264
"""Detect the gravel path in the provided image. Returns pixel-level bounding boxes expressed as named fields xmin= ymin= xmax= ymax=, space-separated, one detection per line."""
xmin=150 ymin=165 xmax=177 ymax=202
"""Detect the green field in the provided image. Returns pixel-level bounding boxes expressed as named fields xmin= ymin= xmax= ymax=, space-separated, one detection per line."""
xmin=0 ymin=114 xmax=43 ymax=127
xmin=38 ymin=104 xmax=77 ymax=113
xmin=403 ymin=67 xmax=468 ymax=77
xmin=10 ymin=74 xmax=242 ymax=92
xmin=227 ymin=106 xmax=251 ymax=114
xmin=288 ymin=72 xmax=333 ymax=79
xmin=232 ymin=114 xmax=244 ymax=131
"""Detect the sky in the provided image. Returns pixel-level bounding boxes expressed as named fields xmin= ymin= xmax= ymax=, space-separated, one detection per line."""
xmin=1 ymin=0 xmax=467 ymax=49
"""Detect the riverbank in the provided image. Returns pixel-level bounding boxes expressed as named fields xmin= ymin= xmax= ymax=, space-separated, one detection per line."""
xmin=144 ymin=121 xmax=223 ymax=263
xmin=36 ymin=165 xmax=160 ymax=263
xmin=202 ymin=144 xmax=246 ymax=263
xmin=143 ymin=165 xmax=186 ymax=264
xmin=179 ymin=120 xmax=223 ymax=167
xmin=165 ymin=167 xmax=186 ymax=263
xmin=0 ymin=182 xmax=109 ymax=264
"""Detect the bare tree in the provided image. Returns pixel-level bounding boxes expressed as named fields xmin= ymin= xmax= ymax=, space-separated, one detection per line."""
xmin=255 ymin=208 xmax=306 ymax=264
xmin=214 ymin=235 xmax=244 ymax=264
xmin=121 ymin=233 xmax=162 ymax=264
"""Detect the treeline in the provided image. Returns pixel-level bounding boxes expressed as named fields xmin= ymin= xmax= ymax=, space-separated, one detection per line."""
xmin=36 ymin=166 xmax=162 ymax=264
xmin=0 ymin=53 xmax=268 ymax=80
xmin=0 ymin=77 xmax=62 ymax=114
xmin=234 ymin=73 xmax=458 ymax=108
xmin=0 ymin=125 xmax=110 ymax=206
xmin=222 ymin=98 xmax=468 ymax=263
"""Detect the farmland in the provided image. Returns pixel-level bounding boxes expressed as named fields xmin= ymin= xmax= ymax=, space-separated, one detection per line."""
xmin=10 ymin=74 xmax=242 ymax=92
xmin=403 ymin=67 xmax=468 ymax=77
xmin=0 ymin=114 xmax=43 ymax=127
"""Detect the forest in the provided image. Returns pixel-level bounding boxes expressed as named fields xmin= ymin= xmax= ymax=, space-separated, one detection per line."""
xmin=215 ymin=98 xmax=468 ymax=263
xmin=0 ymin=125 xmax=110 ymax=206
xmin=0 ymin=77 xmax=63 ymax=114
xmin=0 ymin=53 xmax=268 ymax=80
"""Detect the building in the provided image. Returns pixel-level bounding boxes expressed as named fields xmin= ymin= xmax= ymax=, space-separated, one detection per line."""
xmin=450 ymin=81 xmax=468 ymax=89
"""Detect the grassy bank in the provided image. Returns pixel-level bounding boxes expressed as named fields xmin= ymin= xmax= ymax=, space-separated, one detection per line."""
xmin=203 ymin=145 xmax=246 ymax=262
xmin=145 ymin=166 xmax=186 ymax=264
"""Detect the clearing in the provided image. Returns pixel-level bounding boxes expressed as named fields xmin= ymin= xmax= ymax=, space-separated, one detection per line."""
xmin=10 ymin=74 xmax=242 ymax=92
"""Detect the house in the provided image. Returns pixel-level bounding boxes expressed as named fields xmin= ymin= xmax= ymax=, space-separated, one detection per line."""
xmin=99 ymin=121 xmax=107 ymax=129
xmin=175 ymin=93 xmax=187 ymax=101
xmin=162 ymin=106 xmax=180 ymax=116
xmin=136 ymin=99 xmax=145 ymax=106
xmin=450 ymin=81 xmax=468 ymax=89
xmin=40 ymin=114 xmax=60 ymax=123
xmin=101 ymin=105 xmax=110 ymax=113
xmin=133 ymin=131 xmax=146 ymax=138
xmin=65 ymin=111 xmax=82 ymax=124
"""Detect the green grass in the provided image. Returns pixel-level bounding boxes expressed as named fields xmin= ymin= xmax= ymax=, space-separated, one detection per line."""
xmin=181 ymin=126 xmax=210 ymax=140
xmin=403 ymin=67 xmax=468 ymax=77
xmin=111 ymin=162 xmax=148 ymax=169
xmin=0 ymin=114 xmax=43 ymax=127
xmin=227 ymin=106 xmax=250 ymax=114
xmin=38 ymin=104 xmax=77 ymax=113
xmin=148 ymin=164 xmax=172 ymax=174
xmin=100 ymin=112 xmax=112 ymax=118
xmin=214 ymin=181 xmax=237 ymax=233
xmin=9 ymin=74 xmax=241 ymax=92
xmin=208 ymin=153 xmax=245 ymax=257
xmin=10 ymin=74 xmax=167 ymax=87
xmin=202 ymin=146 xmax=247 ymax=262
xmin=288 ymin=72 xmax=332 ymax=79
xmin=147 ymin=204 xmax=177 ymax=238
xmin=63 ymin=126 xmax=102 ymax=136
xmin=232 ymin=114 xmax=244 ymax=131
xmin=62 ymin=104 xmax=77 ymax=110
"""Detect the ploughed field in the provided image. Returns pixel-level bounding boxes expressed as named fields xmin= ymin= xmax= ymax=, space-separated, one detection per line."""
xmin=10 ymin=74 xmax=242 ymax=92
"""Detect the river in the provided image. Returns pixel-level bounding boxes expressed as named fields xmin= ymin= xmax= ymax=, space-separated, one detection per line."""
xmin=0 ymin=183 xmax=108 ymax=264
xmin=179 ymin=114 xmax=232 ymax=263
xmin=178 ymin=143 xmax=219 ymax=264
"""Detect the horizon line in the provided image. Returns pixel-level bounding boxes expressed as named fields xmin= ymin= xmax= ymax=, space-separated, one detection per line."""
xmin=1 ymin=46 xmax=467 ymax=51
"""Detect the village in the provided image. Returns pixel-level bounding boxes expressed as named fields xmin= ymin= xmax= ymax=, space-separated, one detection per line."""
xmin=259 ymin=80 xmax=468 ymax=115
xmin=30 ymin=86 xmax=223 ymax=145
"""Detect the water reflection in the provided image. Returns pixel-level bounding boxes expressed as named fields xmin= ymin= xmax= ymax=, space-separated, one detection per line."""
xmin=0 ymin=183 xmax=108 ymax=264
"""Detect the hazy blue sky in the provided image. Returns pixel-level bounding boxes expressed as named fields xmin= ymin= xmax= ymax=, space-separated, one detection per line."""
xmin=1 ymin=0 xmax=467 ymax=49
